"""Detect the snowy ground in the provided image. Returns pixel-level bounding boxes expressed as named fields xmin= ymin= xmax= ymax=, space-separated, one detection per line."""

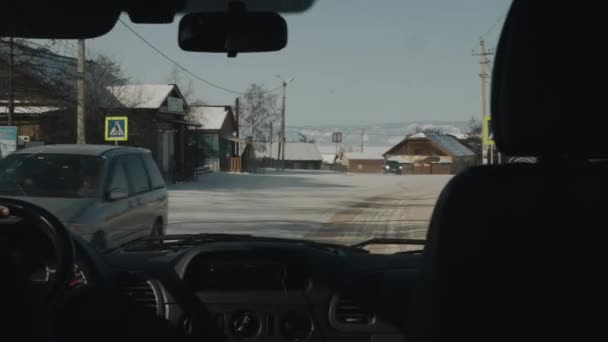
xmin=167 ymin=170 xmax=451 ymax=252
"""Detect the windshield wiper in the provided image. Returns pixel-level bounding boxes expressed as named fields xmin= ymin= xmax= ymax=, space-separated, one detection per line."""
xmin=351 ymin=238 xmax=426 ymax=249
xmin=118 ymin=232 xmax=369 ymax=254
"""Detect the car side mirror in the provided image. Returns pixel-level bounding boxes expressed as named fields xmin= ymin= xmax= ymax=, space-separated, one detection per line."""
xmin=106 ymin=188 xmax=128 ymax=201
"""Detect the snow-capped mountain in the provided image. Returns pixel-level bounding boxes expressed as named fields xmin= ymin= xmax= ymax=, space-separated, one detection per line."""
xmin=286 ymin=121 xmax=470 ymax=148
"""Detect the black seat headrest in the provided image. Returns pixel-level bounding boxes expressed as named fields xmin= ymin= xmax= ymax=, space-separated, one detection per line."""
xmin=491 ymin=1 xmax=608 ymax=157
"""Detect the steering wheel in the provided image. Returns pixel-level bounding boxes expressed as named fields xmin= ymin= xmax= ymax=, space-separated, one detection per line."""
xmin=0 ymin=198 xmax=75 ymax=301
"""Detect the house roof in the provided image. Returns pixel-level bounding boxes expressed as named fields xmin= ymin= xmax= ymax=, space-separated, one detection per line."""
xmin=388 ymin=155 xmax=452 ymax=164
xmin=0 ymin=105 xmax=64 ymax=115
xmin=105 ymin=84 xmax=180 ymax=109
xmin=424 ymin=132 xmax=475 ymax=157
xmin=257 ymin=142 xmax=323 ymax=161
xmin=385 ymin=132 xmax=475 ymax=157
xmin=342 ymin=151 xmax=385 ymax=161
xmin=189 ymin=106 xmax=234 ymax=130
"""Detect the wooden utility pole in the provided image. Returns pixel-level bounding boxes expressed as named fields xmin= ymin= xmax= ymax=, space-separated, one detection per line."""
xmin=76 ymin=39 xmax=86 ymax=144
xmin=269 ymin=121 xmax=273 ymax=160
xmin=8 ymin=37 xmax=14 ymax=126
xmin=280 ymin=81 xmax=286 ymax=170
xmin=473 ymin=37 xmax=494 ymax=164
xmin=360 ymin=128 xmax=365 ymax=152
xmin=235 ymin=97 xmax=240 ymax=155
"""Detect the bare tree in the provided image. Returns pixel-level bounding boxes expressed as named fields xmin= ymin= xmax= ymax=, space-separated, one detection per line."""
xmin=164 ymin=64 xmax=208 ymax=105
xmin=467 ymin=116 xmax=482 ymax=135
xmin=239 ymin=83 xmax=279 ymax=150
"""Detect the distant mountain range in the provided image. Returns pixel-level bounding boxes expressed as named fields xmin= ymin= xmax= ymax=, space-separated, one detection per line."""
xmin=285 ymin=121 xmax=471 ymax=149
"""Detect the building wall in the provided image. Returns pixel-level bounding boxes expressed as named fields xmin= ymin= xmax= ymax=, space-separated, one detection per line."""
xmin=285 ymin=160 xmax=322 ymax=170
xmin=452 ymin=156 xmax=477 ymax=174
xmin=346 ymin=159 xmax=384 ymax=173
xmin=431 ymin=164 xmax=451 ymax=175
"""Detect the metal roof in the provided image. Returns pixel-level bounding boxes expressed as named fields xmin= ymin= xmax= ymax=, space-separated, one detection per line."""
xmin=257 ymin=142 xmax=323 ymax=161
xmin=388 ymin=155 xmax=453 ymax=164
xmin=13 ymin=144 xmax=145 ymax=156
xmin=0 ymin=105 xmax=64 ymax=115
xmin=189 ymin=106 xmax=233 ymax=130
xmin=386 ymin=132 xmax=475 ymax=157
xmin=424 ymin=132 xmax=475 ymax=157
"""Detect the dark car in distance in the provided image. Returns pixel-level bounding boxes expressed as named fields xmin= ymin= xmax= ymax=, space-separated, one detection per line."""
xmin=383 ymin=159 xmax=403 ymax=174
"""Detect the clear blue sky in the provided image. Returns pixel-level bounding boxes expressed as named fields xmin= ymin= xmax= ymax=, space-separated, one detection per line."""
xmin=88 ymin=0 xmax=511 ymax=126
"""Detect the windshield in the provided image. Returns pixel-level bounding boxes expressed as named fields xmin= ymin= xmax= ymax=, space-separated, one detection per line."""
xmin=0 ymin=0 xmax=510 ymax=252
xmin=0 ymin=154 xmax=104 ymax=198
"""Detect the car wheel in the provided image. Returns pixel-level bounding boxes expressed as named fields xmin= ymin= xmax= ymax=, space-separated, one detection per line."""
xmin=91 ymin=230 xmax=107 ymax=251
xmin=150 ymin=219 xmax=164 ymax=237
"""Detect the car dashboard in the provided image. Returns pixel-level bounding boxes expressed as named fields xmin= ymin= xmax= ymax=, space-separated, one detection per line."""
xmin=100 ymin=239 xmax=421 ymax=342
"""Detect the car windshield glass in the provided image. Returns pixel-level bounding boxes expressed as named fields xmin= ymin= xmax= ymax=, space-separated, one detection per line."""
xmin=0 ymin=1 xmax=510 ymax=252
xmin=0 ymin=153 xmax=104 ymax=198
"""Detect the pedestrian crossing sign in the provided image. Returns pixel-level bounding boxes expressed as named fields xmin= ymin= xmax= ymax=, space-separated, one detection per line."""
xmin=105 ymin=117 xmax=128 ymax=141
xmin=483 ymin=116 xmax=494 ymax=146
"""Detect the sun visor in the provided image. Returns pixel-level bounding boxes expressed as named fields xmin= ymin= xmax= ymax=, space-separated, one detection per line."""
xmin=0 ymin=1 xmax=121 ymax=39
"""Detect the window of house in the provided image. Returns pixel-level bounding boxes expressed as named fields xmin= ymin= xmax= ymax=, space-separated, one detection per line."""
xmin=201 ymin=134 xmax=219 ymax=157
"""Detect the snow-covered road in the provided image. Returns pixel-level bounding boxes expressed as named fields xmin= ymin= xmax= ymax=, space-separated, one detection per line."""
xmin=167 ymin=170 xmax=451 ymax=250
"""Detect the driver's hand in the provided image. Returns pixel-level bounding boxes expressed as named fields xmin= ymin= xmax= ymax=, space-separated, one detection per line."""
xmin=0 ymin=206 xmax=9 ymax=218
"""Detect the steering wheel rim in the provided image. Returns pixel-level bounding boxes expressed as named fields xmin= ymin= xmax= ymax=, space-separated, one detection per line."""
xmin=0 ymin=198 xmax=75 ymax=300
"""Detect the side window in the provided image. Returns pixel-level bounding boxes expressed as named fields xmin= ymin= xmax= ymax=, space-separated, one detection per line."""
xmin=123 ymin=155 xmax=151 ymax=194
xmin=142 ymin=154 xmax=166 ymax=189
xmin=107 ymin=160 xmax=129 ymax=194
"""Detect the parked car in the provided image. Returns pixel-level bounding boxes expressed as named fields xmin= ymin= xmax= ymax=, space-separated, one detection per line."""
xmin=383 ymin=159 xmax=403 ymax=174
xmin=0 ymin=144 xmax=168 ymax=251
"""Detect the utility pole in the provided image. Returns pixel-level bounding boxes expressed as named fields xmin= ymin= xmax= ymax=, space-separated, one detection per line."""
xmin=280 ymin=81 xmax=286 ymax=170
xmin=76 ymin=39 xmax=86 ymax=144
xmin=360 ymin=128 xmax=365 ymax=152
xmin=473 ymin=37 xmax=494 ymax=164
xmin=269 ymin=121 xmax=273 ymax=161
xmin=235 ymin=97 xmax=240 ymax=156
xmin=275 ymin=76 xmax=293 ymax=171
xmin=8 ymin=37 xmax=14 ymax=126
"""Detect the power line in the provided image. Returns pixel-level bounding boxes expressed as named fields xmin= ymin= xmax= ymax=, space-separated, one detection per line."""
xmin=118 ymin=19 xmax=283 ymax=96
xmin=118 ymin=19 xmax=245 ymax=95
xmin=483 ymin=13 xmax=507 ymax=38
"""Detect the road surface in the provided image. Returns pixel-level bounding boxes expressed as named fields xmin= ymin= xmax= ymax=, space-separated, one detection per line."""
xmin=168 ymin=170 xmax=451 ymax=252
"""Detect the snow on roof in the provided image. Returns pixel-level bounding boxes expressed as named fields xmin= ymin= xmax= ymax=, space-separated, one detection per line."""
xmin=189 ymin=106 xmax=232 ymax=130
xmin=446 ymin=132 xmax=469 ymax=140
xmin=0 ymin=105 xmax=64 ymax=114
xmin=105 ymin=84 xmax=175 ymax=109
xmin=408 ymin=132 xmax=427 ymax=139
xmin=321 ymin=153 xmax=337 ymax=164
xmin=257 ymin=142 xmax=323 ymax=161
xmin=342 ymin=151 xmax=385 ymax=160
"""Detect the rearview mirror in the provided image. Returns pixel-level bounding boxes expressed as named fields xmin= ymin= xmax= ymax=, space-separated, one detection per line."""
xmin=178 ymin=12 xmax=288 ymax=57
xmin=107 ymin=188 xmax=128 ymax=201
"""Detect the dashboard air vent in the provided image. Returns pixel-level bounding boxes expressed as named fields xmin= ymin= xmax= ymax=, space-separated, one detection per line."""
xmin=117 ymin=272 xmax=161 ymax=315
xmin=334 ymin=275 xmax=382 ymax=324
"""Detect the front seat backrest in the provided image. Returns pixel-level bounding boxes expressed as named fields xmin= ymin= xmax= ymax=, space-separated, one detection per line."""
xmin=412 ymin=2 xmax=608 ymax=341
